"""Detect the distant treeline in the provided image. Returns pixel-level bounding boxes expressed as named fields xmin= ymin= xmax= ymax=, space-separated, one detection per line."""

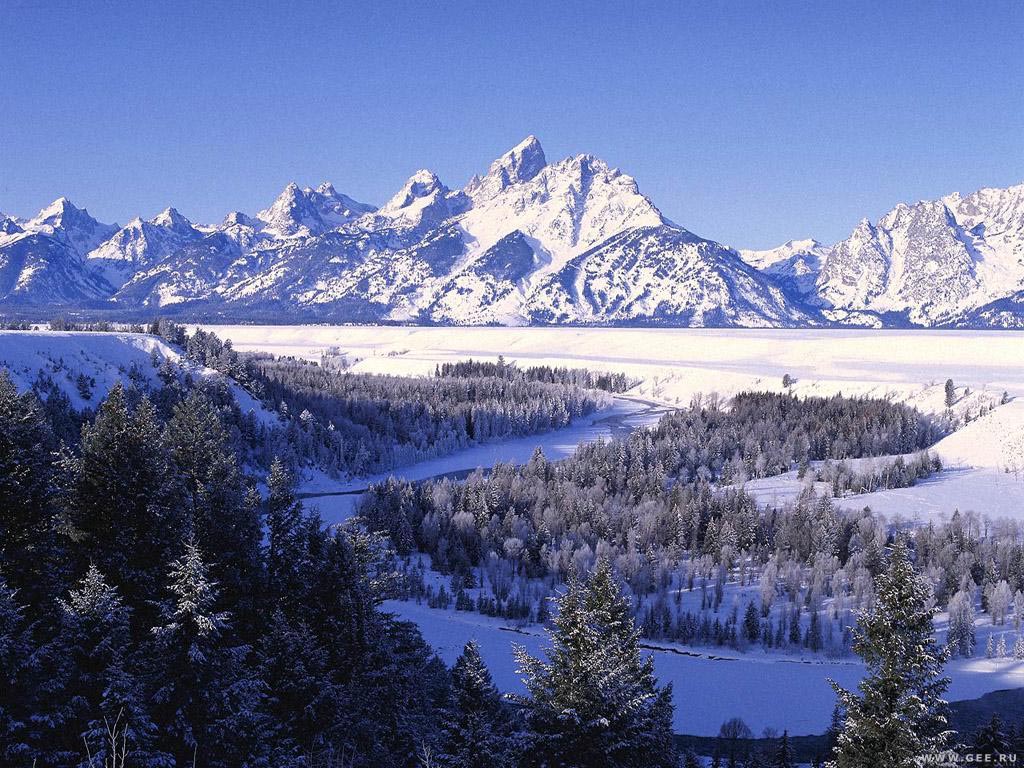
xmin=436 ymin=357 xmax=638 ymax=393
xmin=812 ymin=451 xmax=942 ymax=496
xmin=249 ymin=355 xmax=608 ymax=476
xmin=147 ymin=319 xmax=612 ymax=477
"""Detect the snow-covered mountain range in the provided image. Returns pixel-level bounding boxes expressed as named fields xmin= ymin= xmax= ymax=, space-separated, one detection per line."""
xmin=2 ymin=137 xmax=1023 ymax=327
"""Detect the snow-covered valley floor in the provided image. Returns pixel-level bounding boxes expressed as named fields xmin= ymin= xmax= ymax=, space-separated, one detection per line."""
xmin=387 ymin=599 xmax=1024 ymax=737
xmin=208 ymin=324 xmax=1024 ymax=520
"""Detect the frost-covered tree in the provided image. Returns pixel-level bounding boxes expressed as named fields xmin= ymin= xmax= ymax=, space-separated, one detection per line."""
xmin=0 ymin=371 xmax=64 ymax=612
xmin=149 ymin=538 xmax=234 ymax=764
xmin=946 ymin=588 xmax=976 ymax=658
xmin=985 ymin=580 xmax=1013 ymax=625
xmin=55 ymin=565 xmax=160 ymax=766
xmin=165 ymin=390 xmax=261 ymax=623
xmin=829 ymin=537 xmax=950 ymax=768
xmin=437 ymin=640 xmax=516 ymax=768
xmin=514 ymin=560 xmax=675 ymax=767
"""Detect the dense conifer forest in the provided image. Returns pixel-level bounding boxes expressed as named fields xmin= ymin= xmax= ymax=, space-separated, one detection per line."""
xmin=0 ymin=369 xmax=680 ymax=766
xmin=361 ymin=393 xmax=1024 ymax=666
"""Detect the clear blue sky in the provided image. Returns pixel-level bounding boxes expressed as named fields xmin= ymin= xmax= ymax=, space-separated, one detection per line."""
xmin=2 ymin=0 xmax=1022 ymax=248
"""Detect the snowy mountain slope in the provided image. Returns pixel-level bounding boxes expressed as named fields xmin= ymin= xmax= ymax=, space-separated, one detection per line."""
xmin=816 ymin=202 xmax=983 ymax=324
xmin=526 ymin=226 xmax=818 ymax=326
xmin=3 ymin=141 xmax=1024 ymax=327
xmin=812 ymin=184 xmax=1024 ymax=327
xmin=0 ymin=198 xmax=120 ymax=305
xmin=0 ymin=232 xmax=113 ymax=305
xmin=85 ymin=207 xmax=202 ymax=289
xmin=739 ymin=238 xmax=827 ymax=299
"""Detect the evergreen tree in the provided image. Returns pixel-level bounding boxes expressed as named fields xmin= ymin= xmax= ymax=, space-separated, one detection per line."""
xmin=774 ymin=730 xmax=794 ymax=768
xmin=437 ymin=640 xmax=516 ymax=768
xmin=743 ymin=600 xmax=760 ymax=644
xmin=946 ymin=588 xmax=976 ymax=658
xmin=973 ymin=713 xmax=1009 ymax=758
xmin=165 ymin=390 xmax=261 ymax=626
xmin=63 ymin=385 xmax=184 ymax=626
xmin=0 ymin=576 xmax=33 ymax=764
xmin=256 ymin=610 xmax=337 ymax=760
xmin=807 ymin=610 xmax=823 ymax=652
xmin=0 ymin=371 xmax=64 ymax=612
xmin=514 ymin=560 xmax=675 ymax=768
xmin=55 ymin=565 xmax=161 ymax=766
xmin=830 ymin=537 xmax=950 ymax=768
xmin=265 ymin=458 xmax=306 ymax=608
xmin=149 ymin=538 xmax=236 ymax=764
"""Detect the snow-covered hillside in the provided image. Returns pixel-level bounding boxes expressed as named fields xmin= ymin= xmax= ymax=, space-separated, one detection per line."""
xmin=0 ymin=330 xmax=271 ymax=418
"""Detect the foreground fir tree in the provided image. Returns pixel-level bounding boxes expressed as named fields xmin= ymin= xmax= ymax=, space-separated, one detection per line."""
xmin=55 ymin=565 xmax=160 ymax=766
xmin=62 ymin=384 xmax=184 ymax=626
xmin=972 ymin=713 xmax=1010 ymax=758
xmin=829 ymin=536 xmax=950 ymax=768
xmin=0 ymin=576 xmax=32 ymax=764
xmin=437 ymin=640 xmax=516 ymax=768
xmin=149 ymin=536 xmax=240 ymax=765
xmin=774 ymin=730 xmax=794 ymax=768
xmin=0 ymin=371 xmax=64 ymax=612
xmin=514 ymin=559 xmax=675 ymax=768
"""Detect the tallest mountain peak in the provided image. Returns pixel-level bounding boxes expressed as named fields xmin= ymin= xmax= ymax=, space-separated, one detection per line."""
xmin=486 ymin=135 xmax=547 ymax=187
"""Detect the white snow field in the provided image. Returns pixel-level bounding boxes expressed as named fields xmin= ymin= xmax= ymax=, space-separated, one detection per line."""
xmin=204 ymin=324 xmax=1024 ymax=468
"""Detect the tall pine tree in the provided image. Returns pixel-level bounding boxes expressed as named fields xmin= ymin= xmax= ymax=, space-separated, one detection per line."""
xmin=0 ymin=371 xmax=65 ymax=613
xmin=437 ymin=640 xmax=516 ymax=768
xmin=514 ymin=560 xmax=675 ymax=768
xmin=829 ymin=536 xmax=950 ymax=768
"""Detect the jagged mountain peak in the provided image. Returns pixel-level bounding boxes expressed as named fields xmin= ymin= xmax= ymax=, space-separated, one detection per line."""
xmin=31 ymin=196 xmax=97 ymax=228
xmin=150 ymin=206 xmax=193 ymax=231
xmin=489 ymin=135 xmax=547 ymax=184
xmin=384 ymin=170 xmax=447 ymax=210
xmin=223 ymin=210 xmax=258 ymax=228
xmin=24 ymin=196 xmax=118 ymax=258
xmin=0 ymin=216 xmax=24 ymax=236
xmin=256 ymin=181 xmax=373 ymax=236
